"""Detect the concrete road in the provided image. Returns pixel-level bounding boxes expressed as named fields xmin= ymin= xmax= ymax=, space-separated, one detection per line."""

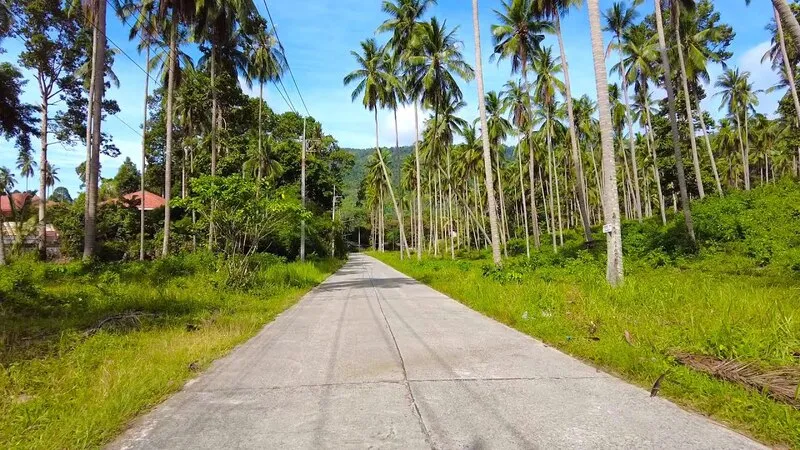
xmin=111 ymin=254 xmax=763 ymax=449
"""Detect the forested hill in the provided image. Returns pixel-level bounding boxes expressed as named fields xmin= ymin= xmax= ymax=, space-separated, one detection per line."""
xmin=340 ymin=146 xmax=414 ymax=203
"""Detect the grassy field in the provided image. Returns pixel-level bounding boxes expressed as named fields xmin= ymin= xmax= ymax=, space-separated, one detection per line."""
xmin=0 ymin=253 xmax=341 ymax=449
xmin=369 ymin=183 xmax=800 ymax=448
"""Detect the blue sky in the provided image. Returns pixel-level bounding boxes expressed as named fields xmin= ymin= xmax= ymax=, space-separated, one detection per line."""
xmin=0 ymin=0 xmax=781 ymax=196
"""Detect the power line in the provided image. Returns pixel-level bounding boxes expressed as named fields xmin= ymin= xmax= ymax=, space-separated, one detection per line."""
xmin=261 ymin=0 xmax=310 ymax=117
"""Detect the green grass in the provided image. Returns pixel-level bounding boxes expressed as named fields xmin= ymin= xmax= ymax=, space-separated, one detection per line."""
xmin=370 ymin=243 xmax=800 ymax=446
xmin=0 ymin=253 xmax=342 ymax=449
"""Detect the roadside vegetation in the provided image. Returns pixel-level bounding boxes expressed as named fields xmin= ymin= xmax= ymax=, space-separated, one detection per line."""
xmin=372 ymin=181 xmax=800 ymax=447
xmin=0 ymin=253 xmax=341 ymax=449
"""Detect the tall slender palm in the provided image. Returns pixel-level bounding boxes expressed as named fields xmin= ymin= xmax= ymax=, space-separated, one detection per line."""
xmin=472 ymin=0 xmax=502 ymax=266
xmin=664 ymin=0 xmax=707 ymax=199
xmin=381 ymin=53 xmax=406 ymax=191
xmin=490 ymin=0 xmax=550 ymax=250
xmin=587 ymin=0 xmax=623 ymax=285
xmin=246 ymin=17 xmax=286 ymax=180
xmin=537 ymin=0 xmax=594 ymax=242
xmin=764 ymin=5 xmax=800 ymax=127
xmin=485 ymin=91 xmax=513 ymax=255
xmin=715 ymin=68 xmax=759 ymax=191
xmin=502 ymin=80 xmax=533 ymax=255
xmin=379 ymin=0 xmax=437 ymax=260
xmin=767 ymin=0 xmax=800 ymax=53
xmin=344 ymin=39 xmax=410 ymax=257
xmin=654 ymin=0 xmax=695 ymax=242
xmin=15 ymin=151 xmax=36 ymax=192
xmin=531 ymin=46 xmax=563 ymax=250
xmin=119 ymin=0 xmax=158 ymax=260
xmin=604 ymin=1 xmax=643 ymax=219
xmin=407 ymin=18 xmax=474 ymax=259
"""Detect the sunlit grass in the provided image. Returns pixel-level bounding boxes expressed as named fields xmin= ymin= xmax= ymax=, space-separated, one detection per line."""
xmin=0 ymin=254 xmax=342 ymax=449
xmin=371 ymin=250 xmax=800 ymax=448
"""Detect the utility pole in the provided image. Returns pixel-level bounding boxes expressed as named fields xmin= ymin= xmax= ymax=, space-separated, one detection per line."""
xmin=300 ymin=117 xmax=306 ymax=262
xmin=331 ymin=185 xmax=336 ymax=257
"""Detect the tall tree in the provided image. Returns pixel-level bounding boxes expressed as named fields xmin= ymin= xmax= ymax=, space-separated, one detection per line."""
xmin=538 ymin=0 xmax=594 ymax=243
xmin=715 ymin=68 xmax=758 ymax=191
xmin=344 ymin=39 xmax=410 ymax=257
xmin=654 ymin=0 xmax=695 ymax=242
xmin=587 ymin=0 xmax=623 ymax=285
xmin=406 ymin=18 xmax=474 ymax=259
xmin=473 ymin=0 xmax=503 ymax=266
xmin=490 ymin=0 xmax=549 ymax=249
xmin=378 ymin=0 xmax=437 ymax=260
xmin=14 ymin=0 xmax=88 ymax=260
xmin=604 ymin=1 xmax=643 ymax=219
xmin=245 ymin=16 xmax=286 ymax=180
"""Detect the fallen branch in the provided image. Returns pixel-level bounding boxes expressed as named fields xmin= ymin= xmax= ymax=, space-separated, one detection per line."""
xmin=84 ymin=312 xmax=156 ymax=337
xmin=674 ymin=352 xmax=800 ymax=408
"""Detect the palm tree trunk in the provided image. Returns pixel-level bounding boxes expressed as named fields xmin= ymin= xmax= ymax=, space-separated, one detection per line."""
xmin=617 ymin=36 xmax=643 ymax=221
xmin=546 ymin=126 xmax=557 ymax=252
xmin=696 ymin=109 xmax=723 ymax=196
xmin=588 ymin=0 xmax=624 ymax=285
xmin=162 ymin=20 xmax=177 ymax=257
xmin=644 ymin=106 xmax=666 ymax=224
xmin=259 ymin=81 xmax=264 ymax=179
xmin=413 ymin=102 xmax=423 ymax=260
xmin=494 ymin=147 xmax=509 ymax=257
xmin=473 ymin=0 xmax=502 ymax=266
xmin=554 ymin=16 xmax=593 ymax=243
xmin=655 ymin=0 xmax=695 ymax=243
xmin=528 ymin=143 xmax=541 ymax=249
xmin=447 ymin=149 xmax=455 ymax=260
xmin=776 ymin=6 xmax=800 ymax=125
xmin=744 ymin=111 xmax=752 ymax=190
xmin=373 ymin=109 xmax=409 ymax=257
xmin=393 ymin=107 xmax=404 ymax=260
xmin=140 ymin=44 xmax=150 ymax=261
xmin=84 ymin=26 xmax=96 ymax=224
xmin=516 ymin=142 xmax=530 ymax=258
xmin=553 ymin=149 xmax=564 ymax=247
xmin=774 ymin=0 xmax=800 ymax=50
xmin=673 ymin=4 xmax=705 ymax=199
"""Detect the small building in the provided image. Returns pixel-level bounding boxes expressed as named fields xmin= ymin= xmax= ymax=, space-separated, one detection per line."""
xmin=0 ymin=192 xmax=40 ymax=218
xmin=117 ymin=191 xmax=167 ymax=211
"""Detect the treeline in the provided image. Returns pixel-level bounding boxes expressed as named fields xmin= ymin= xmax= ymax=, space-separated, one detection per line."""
xmin=0 ymin=0 xmax=353 ymax=266
xmin=348 ymin=0 xmax=800 ymax=285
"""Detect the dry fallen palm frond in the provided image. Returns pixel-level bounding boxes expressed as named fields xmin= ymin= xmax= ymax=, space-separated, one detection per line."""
xmin=674 ymin=353 xmax=800 ymax=408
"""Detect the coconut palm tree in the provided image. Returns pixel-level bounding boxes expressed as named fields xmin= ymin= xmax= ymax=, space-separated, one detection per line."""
xmin=502 ymin=79 xmax=539 ymax=249
xmin=664 ymin=0 xmax=707 ymax=199
xmin=653 ymin=0 xmax=695 ymax=242
xmin=15 ymin=151 xmax=36 ymax=192
xmin=763 ymin=4 xmax=800 ymax=126
xmin=538 ymin=0 xmax=594 ymax=242
xmin=766 ymin=0 xmax=800 ymax=53
xmin=246 ymin=16 xmax=286 ymax=180
xmin=587 ymin=0 xmax=623 ymax=285
xmin=379 ymin=0 xmax=437 ymax=260
xmin=472 ymin=0 xmax=502 ymax=266
xmin=45 ymin=163 xmax=59 ymax=189
xmin=604 ymin=1 xmax=643 ymax=219
xmin=406 ymin=18 xmax=474 ymax=259
xmin=490 ymin=0 xmax=550 ymax=250
xmin=344 ymin=38 xmax=410 ymax=257
xmin=530 ymin=46 xmax=564 ymax=250
xmin=715 ymin=68 xmax=759 ymax=191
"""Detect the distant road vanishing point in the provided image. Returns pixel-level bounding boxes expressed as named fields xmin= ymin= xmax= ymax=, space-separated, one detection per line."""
xmin=110 ymin=253 xmax=764 ymax=449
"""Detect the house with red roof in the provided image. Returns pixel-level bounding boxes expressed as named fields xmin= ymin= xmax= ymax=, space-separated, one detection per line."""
xmin=0 ymin=192 xmax=40 ymax=218
xmin=103 ymin=191 xmax=167 ymax=211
